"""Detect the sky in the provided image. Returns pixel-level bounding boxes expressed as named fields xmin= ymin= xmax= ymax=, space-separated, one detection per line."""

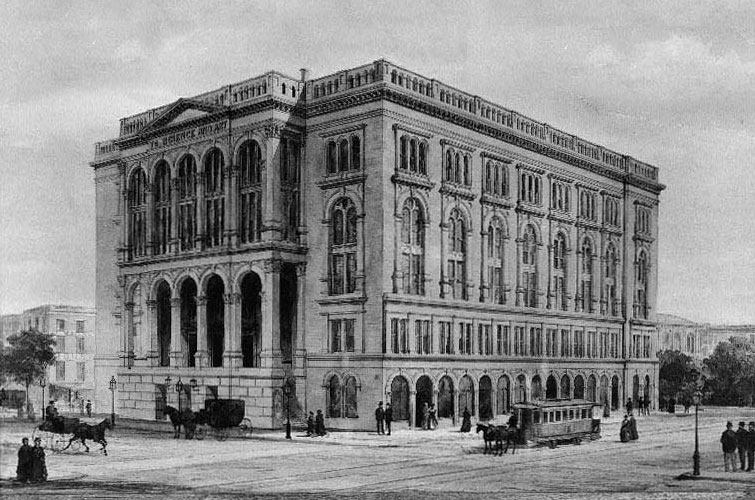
xmin=0 ymin=0 xmax=753 ymax=323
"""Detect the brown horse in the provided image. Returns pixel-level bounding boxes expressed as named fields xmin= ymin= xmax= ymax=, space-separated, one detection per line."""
xmin=163 ymin=405 xmax=197 ymax=439
xmin=476 ymin=423 xmax=518 ymax=456
xmin=62 ymin=419 xmax=113 ymax=455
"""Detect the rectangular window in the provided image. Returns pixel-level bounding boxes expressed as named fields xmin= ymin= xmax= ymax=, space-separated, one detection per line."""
xmin=529 ymin=327 xmax=542 ymax=356
xmin=344 ymin=320 xmax=354 ymax=352
xmin=415 ymin=320 xmax=431 ymax=354
xmin=574 ymin=330 xmax=584 ymax=358
xmin=57 ymin=319 xmax=65 ymax=331
xmin=391 ymin=319 xmax=399 ymax=354
xmin=76 ymin=320 xmax=85 ymax=333
xmin=56 ymin=361 xmax=65 ymax=381
xmin=514 ymin=326 xmax=526 ymax=356
xmin=560 ymin=329 xmax=570 ymax=357
xmin=546 ymin=328 xmax=557 ymax=357
xmin=77 ymin=362 xmax=85 ymax=381
xmin=330 ymin=320 xmax=342 ymax=353
xmin=77 ymin=337 xmax=85 ymax=354
xmin=439 ymin=321 xmax=453 ymax=354
xmin=57 ymin=336 xmax=66 ymax=353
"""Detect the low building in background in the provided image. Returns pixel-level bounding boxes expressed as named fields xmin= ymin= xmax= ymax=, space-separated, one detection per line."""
xmin=656 ymin=313 xmax=755 ymax=361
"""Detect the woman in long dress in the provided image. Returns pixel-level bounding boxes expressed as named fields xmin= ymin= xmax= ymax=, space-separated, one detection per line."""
xmin=30 ymin=437 xmax=47 ymax=482
xmin=620 ymin=415 xmax=631 ymax=442
xmin=460 ymin=407 xmax=472 ymax=433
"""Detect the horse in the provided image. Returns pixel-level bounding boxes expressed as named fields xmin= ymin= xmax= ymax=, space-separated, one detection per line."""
xmin=476 ymin=423 xmax=518 ymax=456
xmin=62 ymin=419 xmax=113 ymax=455
xmin=163 ymin=405 xmax=196 ymax=439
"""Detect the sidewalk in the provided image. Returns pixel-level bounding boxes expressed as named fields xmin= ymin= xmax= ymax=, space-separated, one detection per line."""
xmin=677 ymin=469 xmax=755 ymax=485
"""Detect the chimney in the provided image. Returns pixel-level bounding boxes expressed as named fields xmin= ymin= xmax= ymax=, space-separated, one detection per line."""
xmin=300 ymin=68 xmax=310 ymax=82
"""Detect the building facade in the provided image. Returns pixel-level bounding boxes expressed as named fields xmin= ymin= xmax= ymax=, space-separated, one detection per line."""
xmin=656 ymin=313 xmax=710 ymax=360
xmin=92 ymin=60 xmax=664 ymax=430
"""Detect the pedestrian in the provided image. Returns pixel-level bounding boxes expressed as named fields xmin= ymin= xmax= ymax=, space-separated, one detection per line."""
xmin=637 ymin=398 xmax=644 ymax=416
xmin=384 ymin=403 xmax=393 ymax=436
xmin=315 ymin=409 xmax=327 ymax=436
xmin=628 ymin=412 xmax=639 ymax=440
xmin=620 ymin=415 xmax=631 ymax=442
xmin=428 ymin=404 xmax=438 ymax=430
xmin=16 ymin=437 xmax=32 ymax=483
xmin=460 ymin=407 xmax=471 ymax=433
xmin=421 ymin=402 xmax=429 ymax=430
xmin=668 ymin=396 xmax=676 ymax=414
xmin=644 ymin=395 xmax=651 ymax=416
xmin=375 ymin=401 xmax=385 ymax=435
xmin=626 ymin=398 xmax=633 ymax=415
xmin=86 ymin=399 xmax=92 ymax=418
xmin=736 ymin=421 xmax=748 ymax=471
xmin=721 ymin=421 xmax=738 ymax=472
xmin=746 ymin=422 xmax=755 ymax=472
xmin=306 ymin=411 xmax=315 ymax=437
xmin=30 ymin=437 xmax=47 ymax=483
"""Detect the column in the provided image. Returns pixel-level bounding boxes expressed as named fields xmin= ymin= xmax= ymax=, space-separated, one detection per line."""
xmin=124 ymin=302 xmax=134 ymax=368
xmin=546 ymin=230 xmax=553 ymax=309
xmin=226 ymin=161 xmax=238 ymax=247
xmin=479 ymin=222 xmax=487 ymax=302
xmin=439 ymin=221 xmax=448 ymax=298
xmin=392 ymin=126 xmax=400 ymax=293
xmin=409 ymin=390 xmax=416 ymax=428
xmin=295 ymin=264 xmax=307 ymax=360
xmin=262 ymin=125 xmax=282 ymax=241
xmin=196 ymin=171 xmax=206 ymax=250
xmin=223 ymin=293 xmax=242 ymax=368
xmin=261 ymin=259 xmax=281 ymax=368
xmin=119 ymin=165 xmax=128 ymax=262
xmin=515 ymin=236 xmax=523 ymax=306
xmin=170 ymin=298 xmax=182 ymax=367
xmin=170 ymin=178 xmax=179 ymax=254
xmin=145 ymin=184 xmax=154 ymax=255
xmin=146 ymin=299 xmax=158 ymax=366
xmin=195 ymin=295 xmax=208 ymax=368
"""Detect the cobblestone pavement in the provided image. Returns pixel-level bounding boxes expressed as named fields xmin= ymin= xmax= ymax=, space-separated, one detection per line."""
xmin=1 ymin=407 xmax=755 ymax=499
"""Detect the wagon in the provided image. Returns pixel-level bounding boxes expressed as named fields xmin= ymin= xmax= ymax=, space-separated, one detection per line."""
xmin=194 ymin=399 xmax=252 ymax=441
xmin=512 ymin=399 xmax=602 ymax=448
xmin=34 ymin=416 xmax=84 ymax=452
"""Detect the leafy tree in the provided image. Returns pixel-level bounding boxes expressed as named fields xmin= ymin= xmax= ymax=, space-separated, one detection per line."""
xmin=703 ymin=337 xmax=755 ymax=406
xmin=658 ymin=349 xmax=696 ymax=402
xmin=3 ymin=329 xmax=56 ymax=412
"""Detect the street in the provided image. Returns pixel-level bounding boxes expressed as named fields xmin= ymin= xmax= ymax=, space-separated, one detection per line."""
xmin=2 ymin=407 xmax=755 ymax=499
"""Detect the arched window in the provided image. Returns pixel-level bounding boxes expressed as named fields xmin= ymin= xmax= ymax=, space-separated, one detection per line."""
xmin=605 ymin=243 xmax=618 ymax=316
xmin=401 ymin=198 xmax=425 ymax=295
xmin=350 ymin=135 xmax=361 ymax=171
xmin=327 ymin=375 xmax=341 ymax=418
xmin=128 ymin=167 xmax=147 ymax=260
xmin=522 ymin=225 xmax=538 ymax=307
xmin=463 ymin=155 xmax=470 ymax=186
xmin=399 ymin=135 xmax=408 ymax=170
xmin=327 ymin=141 xmax=337 ymax=174
xmin=487 ymin=218 xmax=505 ymax=304
xmin=636 ymin=250 xmax=649 ymax=318
xmin=515 ymin=374 xmax=527 ymax=403
xmin=418 ymin=142 xmax=427 ymax=175
xmin=153 ymin=161 xmax=171 ymax=255
xmin=204 ymin=148 xmax=225 ymax=248
xmin=445 ymin=150 xmax=453 ymax=181
xmin=177 ymin=156 xmax=196 ymax=251
xmin=553 ymin=233 xmax=567 ymax=310
xmin=409 ymin=138 xmax=417 ymax=173
xmin=344 ymin=376 xmax=358 ymax=418
xmin=560 ymin=375 xmax=571 ymax=399
xmin=447 ymin=208 xmax=467 ymax=300
xmin=581 ymin=238 xmax=594 ymax=312
xmin=239 ymin=141 xmax=262 ymax=244
xmin=330 ymin=198 xmax=357 ymax=295
xmin=454 ymin=152 xmax=462 ymax=184
xmin=338 ymin=139 xmax=349 ymax=173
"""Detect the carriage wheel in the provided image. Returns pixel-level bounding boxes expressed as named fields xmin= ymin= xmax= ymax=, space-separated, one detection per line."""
xmin=195 ymin=426 xmax=205 ymax=440
xmin=69 ymin=438 xmax=83 ymax=451
xmin=239 ymin=418 xmax=253 ymax=437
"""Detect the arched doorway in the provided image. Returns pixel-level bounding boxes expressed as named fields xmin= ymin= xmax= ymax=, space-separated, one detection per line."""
xmin=560 ymin=375 xmax=571 ymax=399
xmin=644 ymin=375 xmax=651 ymax=407
xmin=515 ymin=375 xmax=526 ymax=403
xmin=438 ymin=376 xmax=454 ymax=419
xmin=390 ymin=376 xmax=409 ymax=421
xmin=327 ymin=375 xmax=341 ymax=418
xmin=496 ymin=375 xmax=510 ymax=414
xmin=546 ymin=375 xmax=558 ymax=400
xmin=611 ymin=375 xmax=620 ymax=410
xmin=459 ymin=375 xmax=475 ymax=416
xmin=600 ymin=375 xmax=610 ymax=416
xmin=280 ymin=264 xmax=297 ymax=363
xmin=155 ymin=281 xmax=171 ymax=367
xmin=479 ymin=376 xmax=492 ymax=421
xmin=416 ymin=376 xmax=433 ymax=427
xmin=574 ymin=375 xmax=585 ymax=400
xmin=587 ymin=375 xmax=597 ymax=402
xmin=180 ymin=278 xmax=197 ymax=367
xmin=531 ymin=375 xmax=543 ymax=401
xmin=632 ymin=374 xmax=640 ymax=403
xmin=240 ymin=272 xmax=262 ymax=367
xmin=206 ymin=275 xmax=225 ymax=367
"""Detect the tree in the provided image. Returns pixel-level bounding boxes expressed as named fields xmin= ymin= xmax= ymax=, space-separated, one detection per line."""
xmin=658 ymin=349 xmax=696 ymax=403
xmin=3 ymin=329 xmax=56 ymax=413
xmin=704 ymin=337 xmax=755 ymax=406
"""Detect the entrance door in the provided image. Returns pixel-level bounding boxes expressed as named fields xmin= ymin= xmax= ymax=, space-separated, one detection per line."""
xmin=611 ymin=376 xmax=620 ymax=410
xmin=390 ymin=376 xmax=409 ymax=421
xmin=479 ymin=376 xmax=492 ymax=421
xmin=415 ymin=376 xmax=433 ymax=427
xmin=438 ymin=376 xmax=454 ymax=418
xmin=459 ymin=375 xmax=475 ymax=416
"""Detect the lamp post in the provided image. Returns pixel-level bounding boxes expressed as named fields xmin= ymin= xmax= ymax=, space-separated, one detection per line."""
xmin=692 ymin=389 xmax=702 ymax=476
xmin=39 ymin=373 xmax=47 ymax=422
xmin=175 ymin=378 xmax=184 ymax=413
xmin=283 ymin=382 xmax=291 ymax=439
xmin=108 ymin=375 xmax=117 ymax=425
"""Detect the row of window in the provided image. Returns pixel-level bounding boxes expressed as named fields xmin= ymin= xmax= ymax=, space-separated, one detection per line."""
xmin=54 ymin=361 xmax=87 ymax=382
xmin=386 ymin=318 xmax=626 ymax=359
xmin=55 ymin=336 xmax=86 ymax=354
xmin=54 ymin=319 xmax=86 ymax=332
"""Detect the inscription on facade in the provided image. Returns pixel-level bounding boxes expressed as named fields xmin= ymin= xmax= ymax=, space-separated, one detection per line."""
xmin=149 ymin=120 xmax=228 ymax=149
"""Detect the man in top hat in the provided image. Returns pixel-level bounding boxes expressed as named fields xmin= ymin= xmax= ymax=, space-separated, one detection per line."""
xmin=736 ymin=421 xmax=749 ymax=470
xmin=375 ymin=401 xmax=385 ymax=435
xmin=721 ymin=421 xmax=738 ymax=472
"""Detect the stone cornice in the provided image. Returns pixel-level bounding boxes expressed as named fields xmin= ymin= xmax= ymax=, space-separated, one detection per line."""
xmin=391 ymin=171 xmax=435 ymax=191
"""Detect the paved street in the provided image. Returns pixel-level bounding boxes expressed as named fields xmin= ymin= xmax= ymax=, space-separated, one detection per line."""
xmin=2 ymin=407 xmax=755 ymax=499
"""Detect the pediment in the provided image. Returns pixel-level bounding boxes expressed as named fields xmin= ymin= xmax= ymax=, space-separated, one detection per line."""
xmin=139 ymin=98 xmax=227 ymax=135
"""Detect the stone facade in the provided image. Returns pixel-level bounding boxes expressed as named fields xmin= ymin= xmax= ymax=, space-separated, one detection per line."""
xmin=92 ymin=60 xmax=664 ymax=430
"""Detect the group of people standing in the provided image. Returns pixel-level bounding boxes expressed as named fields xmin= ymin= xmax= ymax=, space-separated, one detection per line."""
xmin=419 ymin=403 xmax=438 ymax=431
xmin=374 ymin=401 xmax=393 ymax=435
xmin=720 ymin=421 xmax=755 ymax=472
xmin=16 ymin=437 xmax=47 ymax=483
xmin=305 ymin=410 xmax=327 ymax=437
xmin=625 ymin=397 xmax=651 ymax=417
xmin=619 ymin=413 xmax=640 ymax=442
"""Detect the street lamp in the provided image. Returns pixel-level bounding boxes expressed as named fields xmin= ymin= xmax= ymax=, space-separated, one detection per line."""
xmin=283 ymin=381 xmax=291 ymax=439
xmin=692 ymin=389 xmax=702 ymax=476
xmin=39 ymin=374 xmax=46 ymax=422
xmin=175 ymin=378 xmax=184 ymax=413
xmin=109 ymin=375 xmax=117 ymax=425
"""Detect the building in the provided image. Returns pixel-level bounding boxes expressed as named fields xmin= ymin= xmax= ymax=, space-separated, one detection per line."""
xmin=1 ymin=305 xmax=96 ymax=410
xmin=656 ymin=313 xmax=710 ymax=360
xmin=92 ymin=60 xmax=664 ymax=430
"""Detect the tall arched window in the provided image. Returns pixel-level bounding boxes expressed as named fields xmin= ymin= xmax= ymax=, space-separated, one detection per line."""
xmin=418 ymin=142 xmax=427 ymax=175
xmin=409 ymin=138 xmax=417 ymax=172
xmin=330 ymin=198 xmax=357 ymax=295
xmin=447 ymin=208 xmax=467 ymax=300
xmin=350 ymin=135 xmax=361 ymax=171
xmin=401 ymin=198 xmax=425 ymax=295
xmin=445 ymin=150 xmax=453 ymax=181
xmin=605 ymin=243 xmax=618 ymax=316
xmin=238 ymin=140 xmax=262 ymax=244
xmin=338 ymin=139 xmax=349 ymax=173
xmin=553 ymin=233 xmax=567 ymax=310
xmin=521 ymin=225 xmax=538 ymax=307
xmin=454 ymin=152 xmax=462 ymax=184
xmin=177 ymin=155 xmax=196 ymax=251
xmin=399 ymin=135 xmax=408 ymax=170
xmin=153 ymin=161 xmax=171 ymax=255
xmin=128 ymin=168 xmax=147 ymax=259
xmin=581 ymin=238 xmax=594 ymax=312
xmin=327 ymin=141 xmax=337 ymax=174
xmin=636 ymin=250 xmax=649 ymax=318
xmin=204 ymin=148 xmax=225 ymax=248
xmin=327 ymin=375 xmax=341 ymax=418
xmin=487 ymin=218 xmax=505 ymax=304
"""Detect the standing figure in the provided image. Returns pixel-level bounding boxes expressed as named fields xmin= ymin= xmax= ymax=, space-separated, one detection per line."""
xmin=620 ymin=415 xmax=631 ymax=442
xmin=375 ymin=401 xmax=385 ymax=435
xmin=16 ymin=437 xmax=32 ymax=483
xmin=644 ymin=395 xmax=651 ymax=416
xmin=428 ymin=404 xmax=438 ymax=430
xmin=315 ymin=409 xmax=327 ymax=436
xmin=30 ymin=437 xmax=47 ymax=483
xmin=460 ymin=407 xmax=472 ymax=433
xmin=721 ymin=421 xmax=738 ymax=472
xmin=86 ymin=400 xmax=92 ymax=418
xmin=306 ymin=411 xmax=315 ymax=437
xmin=637 ymin=399 xmax=644 ymax=416
xmin=736 ymin=422 xmax=748 ymax=471
xmin=625 ymin=398 xmax=633 ymax=415
xmin=628 ymin=413 xmax=639 ymax=440
xmin=746 ymin=422 xmax=755 ymax=472
xmin=421 ymin=402 xmax=429 ymax=430
xmin=384 ymin=403 xmax=393 ymax=436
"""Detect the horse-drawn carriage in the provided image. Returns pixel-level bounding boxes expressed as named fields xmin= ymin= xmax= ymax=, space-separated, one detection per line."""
xmin=512 ymin=399 xmax=602 ymax=448
xmin=35 ymin=416 xmax=113 ymax=455
xmin=165 ymin=399 xmax=252 ymax=441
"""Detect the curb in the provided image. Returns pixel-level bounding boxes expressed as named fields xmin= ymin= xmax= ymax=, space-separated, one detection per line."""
xmin=676 ymin=471 xmax=755 ymax=484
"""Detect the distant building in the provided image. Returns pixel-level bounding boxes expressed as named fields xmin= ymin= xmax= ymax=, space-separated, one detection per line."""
xmin=707 ymin=324 xmax=755 ymax=349
xmin=0 ymin=305 xmax=96 ymax=408
xmin=92 ymin=59 xmax=664 ymax=430
xmin=656 ymin=313 xmax=711 ymax=360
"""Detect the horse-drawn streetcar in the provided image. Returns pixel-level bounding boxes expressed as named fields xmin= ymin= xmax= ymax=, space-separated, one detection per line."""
xmin=512 ymin=399 xmax=601 ymax=448
xmin=165 ymin=399 xmax=252 ymax=440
